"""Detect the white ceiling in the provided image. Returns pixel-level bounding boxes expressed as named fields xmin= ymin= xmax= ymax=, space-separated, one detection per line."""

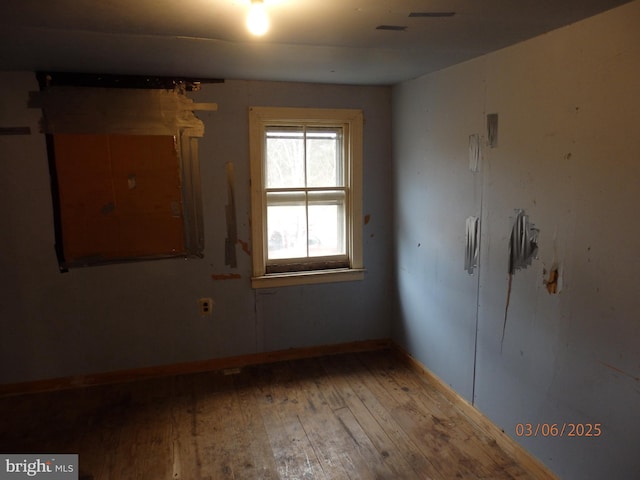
xmin=0 ymin=0 xmax=631 ymax=85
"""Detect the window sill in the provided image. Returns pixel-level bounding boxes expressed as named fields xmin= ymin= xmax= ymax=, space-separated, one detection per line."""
xmin=252 ymin=268 xmax=365 ymax=289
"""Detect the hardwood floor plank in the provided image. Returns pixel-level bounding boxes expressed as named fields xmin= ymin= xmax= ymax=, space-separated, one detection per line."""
xmin=190 ymin=372 xmax=250 ymax=479
xmin=321 ymin=355 xmax=441 ymax=479
xmin=359 ymin=351 xmax=534 ymax=480
xmin=290 ymin=358 xmax=402 ymax=480
xmin=282 ymin=361 xmax=356 ymax=479
xmin=340 ymin=352 xmax=483 ymax=478
xmin=232 ymin=369 xmax=280 ymax=479
xmin=250 ymin=362 xmax=328 ymax=479
xmin=374 ymin=351 xmax=530 ymax=478
xmin=169 ymin=374 xmax=201 ymax=480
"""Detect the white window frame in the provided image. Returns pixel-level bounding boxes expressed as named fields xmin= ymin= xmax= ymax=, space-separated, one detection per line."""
xmin=249 ymin=106 xmax=364 ymax=288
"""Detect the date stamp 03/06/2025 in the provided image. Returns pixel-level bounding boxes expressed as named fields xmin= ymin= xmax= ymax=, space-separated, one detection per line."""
xmin=515 ymin=423 xmax=602 ymax=438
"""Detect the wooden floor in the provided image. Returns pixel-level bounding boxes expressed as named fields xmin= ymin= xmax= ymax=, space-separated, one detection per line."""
xmin=0 ymin=350 xmax=542 ymax=479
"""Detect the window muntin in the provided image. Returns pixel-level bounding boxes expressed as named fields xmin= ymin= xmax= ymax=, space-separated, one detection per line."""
xmin=249 ymin=107 xmax=364 ymax=287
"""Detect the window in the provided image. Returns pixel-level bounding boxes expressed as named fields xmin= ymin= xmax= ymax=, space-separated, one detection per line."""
xmin=249 ymin=107 xmax=364 ymax=288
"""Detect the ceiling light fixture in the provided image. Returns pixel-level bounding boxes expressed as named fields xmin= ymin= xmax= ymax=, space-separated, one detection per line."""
xmin=247 ymin=0 xmax=269 ymax=36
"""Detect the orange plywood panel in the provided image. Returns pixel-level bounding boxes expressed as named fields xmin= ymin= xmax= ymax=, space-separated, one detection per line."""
xmin=52 ymin=133 xmax=186 ymax=265
xmin=117 ymin=214 xmax=185 ymax=257
xmin=61 ymin=215 xmax=120 ymax=262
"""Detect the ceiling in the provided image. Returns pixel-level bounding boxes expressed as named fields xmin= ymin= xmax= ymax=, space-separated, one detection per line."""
xmin=0 ymin=0 xmax=632 ymax=86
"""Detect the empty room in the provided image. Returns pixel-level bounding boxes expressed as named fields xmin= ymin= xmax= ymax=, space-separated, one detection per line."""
xmin=0 ymin=1 xmax=639 ymax=479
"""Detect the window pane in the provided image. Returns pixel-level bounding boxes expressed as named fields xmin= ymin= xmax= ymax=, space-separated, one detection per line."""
xmin=266 ymin=127 xmax=305 ymax=188
xmin=267 ymin=199 xmax=307 ymax=260
xmin=308 ymin=191 xmax=346 ymax=257
xmin=307 ymin=127 xmax=343 ymax=188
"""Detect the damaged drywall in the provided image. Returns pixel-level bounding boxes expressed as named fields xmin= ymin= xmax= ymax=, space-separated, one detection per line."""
xmin=465 ymin=216 xmax=480 ymax=274
xmin=392 ymin=3 xmax=640 ymax=477
xmin=508 ymin=209 xmax=539 ymax=274
xmin=543 ymin=264 xmax=562 ymax=294
xmin=30 ymin=87 xmax=215 ymax=136
xmin=502 ymin=209 xmax=539 ymax=350
xmin=468 ymin=134 xmax=481 ymax=172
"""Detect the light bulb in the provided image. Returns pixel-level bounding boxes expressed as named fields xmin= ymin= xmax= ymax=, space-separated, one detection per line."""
xmin=247 ymin=0 xmax=269 ymax=36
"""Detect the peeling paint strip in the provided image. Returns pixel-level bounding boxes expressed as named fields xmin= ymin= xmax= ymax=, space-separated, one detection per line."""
xmin=224 ymin=162 xmax=238 ymax=268
xmin=238 ymin=239 xmax=251 ymax=256
xmin=468 ymin=134 xmax=481 ymax=172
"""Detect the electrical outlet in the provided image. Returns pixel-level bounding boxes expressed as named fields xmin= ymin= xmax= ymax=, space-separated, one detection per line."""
xmin=199 ymin=297 xmax=213 ymax=315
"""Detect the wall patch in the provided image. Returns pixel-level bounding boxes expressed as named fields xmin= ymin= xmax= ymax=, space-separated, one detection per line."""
xmin=465 ymin=216 xmax=480 ymax=274
xmin=502 ymin=209 xmax=539 ymax=351
xmin=508 ymin=209 xmax=539 ymax=275
xmin=468 ymin=134 xmax=481 ymax=172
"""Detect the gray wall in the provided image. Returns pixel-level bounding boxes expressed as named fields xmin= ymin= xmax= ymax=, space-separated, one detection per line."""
xmin=0 ymin=77 xmax=393 ymax=384
xmin=392 ymin=2 xmax=640 ymax=478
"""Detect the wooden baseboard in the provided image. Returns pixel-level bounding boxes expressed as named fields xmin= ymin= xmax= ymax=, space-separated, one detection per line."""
xmin=393 ymin=345 xmax=559 ymax=480
xmin=0 ymin=338 xmax=392 ymax=398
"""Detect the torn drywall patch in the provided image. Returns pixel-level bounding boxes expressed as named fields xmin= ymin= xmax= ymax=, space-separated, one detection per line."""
xmin=468 ymin=134 xmax=481 ymax=172
xmin=502 ymin=209 xmax=539 ymax=352
xmin=465 ymin=216 xmax=480 ymax=274
xmin=508 ymin=209 xmax=539 ymax=274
